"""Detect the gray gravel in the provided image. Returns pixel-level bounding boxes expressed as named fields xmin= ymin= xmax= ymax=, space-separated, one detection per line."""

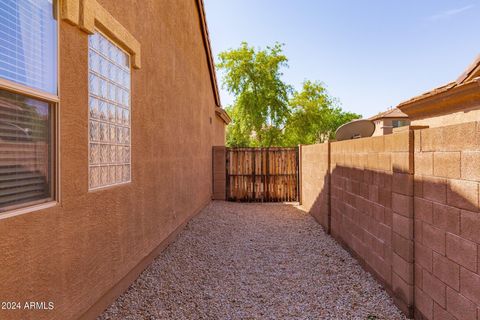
xmin=98 ymin=201 xmax=406 ymax=320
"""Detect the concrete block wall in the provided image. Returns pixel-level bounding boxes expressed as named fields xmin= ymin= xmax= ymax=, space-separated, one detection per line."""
xmin=329 ymin=131 xmax=415 ymax=316
xmin=413 ymin=122 xmax=480 ymax=320
xmin=300 ymin=143 xmax=330 ymax=231
xmin=299 ymin=121 xmax=480 ymax=319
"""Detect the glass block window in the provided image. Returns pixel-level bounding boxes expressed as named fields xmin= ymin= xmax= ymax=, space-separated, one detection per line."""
xmin=88 ymin=32 xmax=131 ymax=190
xmin=0 ymin=0 xmax=58 ymax=94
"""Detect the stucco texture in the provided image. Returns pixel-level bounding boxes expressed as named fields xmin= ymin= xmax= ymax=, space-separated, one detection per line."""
xmin=372 ymin=118 xmax=411 ymax=136
xmin=411 ymin=105 xmax=480 ymax=128
xmin=0 ymin=1 xmax=225 ymax=319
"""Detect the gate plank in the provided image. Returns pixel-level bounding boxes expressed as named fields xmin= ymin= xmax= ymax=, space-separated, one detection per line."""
xmin=225 ymin=147 xmax=298 ymax=202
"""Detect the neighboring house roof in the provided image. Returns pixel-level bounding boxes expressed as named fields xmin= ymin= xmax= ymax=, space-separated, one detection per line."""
xmin=397 ymin=55 xmax=480 ymax=119
xmin=196 ymin=0 xmax=230 ymax=124
xmin=369 ymin=108 xmax=408 ymax=121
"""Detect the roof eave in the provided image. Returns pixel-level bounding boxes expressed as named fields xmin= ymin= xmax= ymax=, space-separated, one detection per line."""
xmin=215 ymin=107 xmax=231 ymax=124
xmin=397 ymin=79 xmax=480 ymax=120
xmin=196 ymin=0 xmax=222 ymax=109
xmin=370 ymin=115 xmax=409 ymax=121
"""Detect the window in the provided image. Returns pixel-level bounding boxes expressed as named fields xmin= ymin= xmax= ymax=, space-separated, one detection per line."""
xmin=392 ymin=120 xmax=409 ymax=128
xmin=0 ymin=0 xmax=57 ymax=94
xmin=0 ymin=0 xmax=57 ymax=212
xmin=88 ymin=32 xmax=131 ymax=190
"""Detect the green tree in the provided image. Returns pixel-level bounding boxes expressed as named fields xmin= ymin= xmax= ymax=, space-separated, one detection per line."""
xmin=283 ymin=81 xmax=361 ymax=145
xmin=217 ymin=42 xmax=292 ymax=147
xmin=217 ymin=42 xmax=361 ymax=147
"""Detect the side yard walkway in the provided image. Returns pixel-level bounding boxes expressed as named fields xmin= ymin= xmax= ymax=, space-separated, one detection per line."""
xmin=99 ymin=201 xmax=406 ymax=320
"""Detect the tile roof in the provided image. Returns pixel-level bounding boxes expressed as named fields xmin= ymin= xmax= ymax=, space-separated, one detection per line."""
xmin=369 ymin=107 xmax=408 ymax=120
xmin=397 ymin=54 xmax=480 ymax=110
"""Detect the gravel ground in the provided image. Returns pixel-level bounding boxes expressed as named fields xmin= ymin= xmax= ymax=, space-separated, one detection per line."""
xmin=98 ymin=201 xmax=407 ymax=320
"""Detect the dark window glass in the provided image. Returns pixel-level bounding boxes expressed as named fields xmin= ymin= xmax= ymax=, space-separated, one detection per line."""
xmin=392 ymin=120 xmax=409 ymax=128
xmin=0 ymin=89 xmax=52 ymax=211
xmin=0 ymin=0 xmax=57 ymax=94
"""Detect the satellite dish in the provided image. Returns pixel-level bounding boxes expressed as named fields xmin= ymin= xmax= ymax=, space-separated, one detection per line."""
xmin=335 ymin=119 xmax=375 ymax=141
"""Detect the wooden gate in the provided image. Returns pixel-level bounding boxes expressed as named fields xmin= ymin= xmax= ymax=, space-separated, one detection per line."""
xmin=226 ymin=147 xmax=299 ymax=202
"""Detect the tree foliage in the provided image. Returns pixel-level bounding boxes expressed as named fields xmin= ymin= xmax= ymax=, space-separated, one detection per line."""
xmin=284 ymin=81 xmax=360 ymax=145
xmin=217 ymin=42 xmax=361 ymax=147
xmin=218 ymin=42 xmax=292 ymax=147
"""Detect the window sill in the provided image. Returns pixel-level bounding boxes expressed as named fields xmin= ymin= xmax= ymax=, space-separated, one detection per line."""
xmin=0 ymin=201 xmax=58 ymax=221
xmin=88 ymin=181 xmax=131 ymax=193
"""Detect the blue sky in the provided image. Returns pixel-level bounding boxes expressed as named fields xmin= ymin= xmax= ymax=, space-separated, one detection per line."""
xmin=203 ymin=0 xmax=480 ymax=118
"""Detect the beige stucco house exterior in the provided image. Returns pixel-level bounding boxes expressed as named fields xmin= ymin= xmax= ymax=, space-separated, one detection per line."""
xmin=369 ymin=108 xmax=410 ymax=136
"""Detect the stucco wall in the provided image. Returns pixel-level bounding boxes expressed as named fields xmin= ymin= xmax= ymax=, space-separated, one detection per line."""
xmin=411 ymin=105 xmax=480 ymax=129
xmin=212 ymin=146 xmax=227 ymax=200
xmin=372 ymin=119 xmax=384 ymax=136
xmin=0 ymin=1 xmax=225 ymax=319
xmin=372 ymin=118 xmax=411 ymax=136
xmin=213 ymin=115 xmax=227 ymax=146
